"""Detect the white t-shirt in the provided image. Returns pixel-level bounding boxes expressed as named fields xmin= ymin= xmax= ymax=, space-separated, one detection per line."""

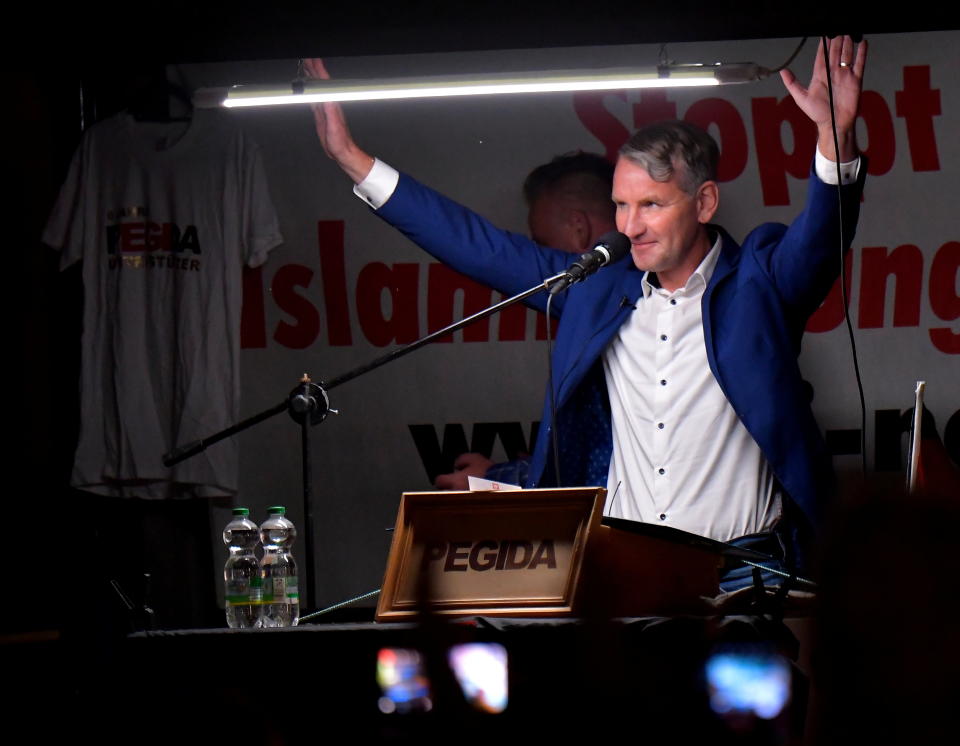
xmin=43 ymin=110 xmax=283 ymax=498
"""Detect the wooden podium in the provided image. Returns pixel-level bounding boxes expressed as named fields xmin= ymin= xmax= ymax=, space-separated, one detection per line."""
xmin=376 ymin=489 xmax=723 ymax=621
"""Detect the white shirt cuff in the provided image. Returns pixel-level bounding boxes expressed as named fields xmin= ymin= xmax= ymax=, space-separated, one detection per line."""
xmin=353 ymin=158 xmax=400 ymax=209
xmin=815 ymin=147 xmax=860 ymax=185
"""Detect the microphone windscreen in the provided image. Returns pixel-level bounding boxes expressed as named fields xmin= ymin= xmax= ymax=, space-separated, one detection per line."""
xmin=597 ymin=231 xmax=631 ymax=262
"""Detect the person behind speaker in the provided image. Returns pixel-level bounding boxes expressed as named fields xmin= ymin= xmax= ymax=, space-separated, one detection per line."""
xmin=434 ymin=151 xmax=618 ymax=490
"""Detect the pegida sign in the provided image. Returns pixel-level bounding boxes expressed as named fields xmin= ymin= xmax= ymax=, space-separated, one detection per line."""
xmin=423 ymin=539 xmax=559 ymax=573
xmin=377 ymin=489 xmax=603 ymax=619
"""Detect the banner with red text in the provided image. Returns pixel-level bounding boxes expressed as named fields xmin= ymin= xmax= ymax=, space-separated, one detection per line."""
xmin=177 ymin=31 xmax=958 ymax=607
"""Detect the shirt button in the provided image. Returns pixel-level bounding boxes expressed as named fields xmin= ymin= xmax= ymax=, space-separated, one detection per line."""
xmin=660 ymin=379 xmax=667 ymax=386
xmin=669 ymin=299 xmax=677 ymax=306
xmin=657 ymin=422 xmax=665 ymax=429
xmin=658 ymin=468 xmax=665 ymax=475
xmin=659 ymin=513 xmax=667 ymax=521
xmin=660 ymin=334 xmax=667 ymax=341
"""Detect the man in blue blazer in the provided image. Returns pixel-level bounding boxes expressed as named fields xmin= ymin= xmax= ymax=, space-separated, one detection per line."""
xmin=305 ymin=36 xmax=867 ymax=586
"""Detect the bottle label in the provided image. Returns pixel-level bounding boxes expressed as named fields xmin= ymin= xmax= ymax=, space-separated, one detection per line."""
xmin=225 ymin=577 xmax=249 ymax=607
xmin=250 ymin=578 xmax=264 ymax=605
xmin=226 ymin=577 xmax=265 ymax=606
xmin=261 ymin=577 xmax=299 ymax=605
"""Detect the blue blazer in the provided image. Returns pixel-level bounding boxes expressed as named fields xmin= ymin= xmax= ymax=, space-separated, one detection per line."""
xmin=375 ymin=165 xmax=864 ymax=546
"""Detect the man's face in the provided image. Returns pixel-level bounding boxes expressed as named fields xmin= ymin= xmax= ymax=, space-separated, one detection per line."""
xmin=612 ymin=157 xmax=717 ymax=290
xmin=527 ymin=195 xmax=586 ymax=254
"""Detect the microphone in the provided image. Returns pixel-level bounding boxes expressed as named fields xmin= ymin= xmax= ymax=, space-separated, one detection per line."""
xmin=549 ymin=231 xmax=631 ymax=295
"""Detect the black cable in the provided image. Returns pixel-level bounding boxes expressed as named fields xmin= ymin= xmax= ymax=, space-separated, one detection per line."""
xmin=821 ymin=35 xmax=868 ymax=474
xmin=545 ymin=292 xmax=562 ymax=487
xmin=768 ymin=37 xmax=808 ymax=74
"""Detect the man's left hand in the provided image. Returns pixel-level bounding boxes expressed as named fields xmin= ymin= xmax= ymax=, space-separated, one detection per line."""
xmin=780 ymin=35 xmax=867 ymax=162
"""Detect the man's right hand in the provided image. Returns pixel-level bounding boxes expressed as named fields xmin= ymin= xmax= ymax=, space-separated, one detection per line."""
xmin=303 ymin=58 xmax=376 ymax=184
xmin=433 ymin=453 xmax=495 ymax=491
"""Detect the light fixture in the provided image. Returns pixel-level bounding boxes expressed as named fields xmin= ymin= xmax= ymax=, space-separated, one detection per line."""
xmin=192 ymin=62 xmax=773 ymax=109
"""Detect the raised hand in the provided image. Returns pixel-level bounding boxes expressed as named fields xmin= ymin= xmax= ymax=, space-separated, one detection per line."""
xmin=303 ymin=58 xmax=375 ymax=183
xmin=780 ymin=36 xmax=867 ymax=162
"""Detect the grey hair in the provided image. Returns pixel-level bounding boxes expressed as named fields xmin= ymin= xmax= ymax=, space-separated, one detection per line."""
xmin=618 ymin=120 xmax=719 ymax=194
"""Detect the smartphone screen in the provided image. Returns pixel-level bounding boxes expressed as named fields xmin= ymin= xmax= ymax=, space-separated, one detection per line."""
xmin=705 ymin=646 xmax=791 ymax=720
xmin=376 ymin=647 xmax=432 ymax=714
xmin=448 ymin=642 xmax=509 ymax=713
xmin=375 ymin=643 xmax=509 ymax=715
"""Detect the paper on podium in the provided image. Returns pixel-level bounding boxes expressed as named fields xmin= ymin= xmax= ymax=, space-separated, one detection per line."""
xmin=467 ymin=475 xmax=522 ymax=491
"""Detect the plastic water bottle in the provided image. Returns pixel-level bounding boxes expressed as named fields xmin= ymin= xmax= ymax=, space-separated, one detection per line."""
xmin=260 ymin=506 xmax=299 ymax=627
xmin=222 ymin=507 xmax=263 ymax=628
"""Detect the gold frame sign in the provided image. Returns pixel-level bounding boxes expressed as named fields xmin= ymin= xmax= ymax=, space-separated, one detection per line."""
xmin=376 ymin=488 xmax=604 ymax=621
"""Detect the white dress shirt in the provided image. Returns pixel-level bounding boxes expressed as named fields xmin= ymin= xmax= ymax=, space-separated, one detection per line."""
xmin=603 ymin=236 xmax=782 ymax=540
xmin=354 ymin=158 xmax=400 ymax=208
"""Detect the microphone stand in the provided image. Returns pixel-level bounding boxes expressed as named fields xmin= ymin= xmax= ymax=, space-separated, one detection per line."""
xmin=164 ymin=270 xmax=569 ymax=614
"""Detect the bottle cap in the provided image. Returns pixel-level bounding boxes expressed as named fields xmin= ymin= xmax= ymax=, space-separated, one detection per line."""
xmin=232 ymin=507 xmax=250 ymax=516
xmin=267 ymin=506 xmax=286 ymax=514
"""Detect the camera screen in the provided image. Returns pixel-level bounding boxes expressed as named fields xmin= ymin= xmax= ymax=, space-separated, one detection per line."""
xmin=448 ymin=642 xmax=509 ymax=713
xmin=705 ymin=647 xmax=791 ymax=720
